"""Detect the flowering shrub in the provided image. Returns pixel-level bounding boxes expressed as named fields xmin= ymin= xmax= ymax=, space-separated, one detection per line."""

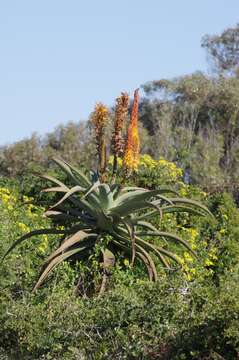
xmin=139 ymin=154 xmax=183 ymax=184
xmin=109 ymin=154 xmax=183 ymax=187
xmin=0 ymin=184 xmax=54 ymax=293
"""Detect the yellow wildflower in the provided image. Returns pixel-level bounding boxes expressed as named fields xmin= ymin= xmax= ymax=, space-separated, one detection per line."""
xmin=204 ymin=258 xmax=214 ymax=267
xmin=57 ymin=225 xmax=65 ymax=230
xmin=18 ymin=222 xmax=30 ymax=233
xmin=209 ymin=253 xmax=218 ymax=260
xmin=0 ymin=187 xmax=10 ymax=195
xmin=183 ymin=252 xmax=194 ymax=263
xmin=1 ymin=193 xmax=10 ymax=204
xmin=123 ymin=258 xmax=130 ymax=267
xmin=189 ymin=229 xmax=198 ymax=240
xmin=185 ymin=273 xmax=192 ymax=281
xmin=140 ymin=154 xmax=157 ymax=168
xmin=191 ymin=243 xmax=197 ymax=250
xmin=189 ymin=268 xmax=196 ymax=276
xmin=38 ymin=235 xmax=48 ymax=254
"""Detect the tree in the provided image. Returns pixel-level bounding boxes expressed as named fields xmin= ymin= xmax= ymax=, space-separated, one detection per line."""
xmin=44 ymin=121 xmax=95 ymax=168
xmin=0 ymin=134 xmax=44 ymax=176
xmin=141 ymin=72 xmax=239 ymax=190
xmin=201 ymin=24 xmax=239 ymax=75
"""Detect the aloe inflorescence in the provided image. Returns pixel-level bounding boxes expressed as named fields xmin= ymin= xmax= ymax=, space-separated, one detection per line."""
xmin=2 ymin=89 xmax=213 ymax=295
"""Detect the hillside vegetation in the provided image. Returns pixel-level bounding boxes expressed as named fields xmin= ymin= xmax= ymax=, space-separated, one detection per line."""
xmin=0 ymin=25 xmax=239 ymax=359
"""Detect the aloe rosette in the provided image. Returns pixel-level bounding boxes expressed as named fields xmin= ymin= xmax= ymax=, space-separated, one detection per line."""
xmin=2 ymin=156 xmax=213 ymax=292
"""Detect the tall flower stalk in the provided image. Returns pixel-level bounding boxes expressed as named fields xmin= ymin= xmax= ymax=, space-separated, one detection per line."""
xmin=92 ymin=103 xmax=109 ymax=181
xmin=111 ymin=92 xmax=129 ymax=183
xmin=123 ymin=89 xmax=140 ymax=175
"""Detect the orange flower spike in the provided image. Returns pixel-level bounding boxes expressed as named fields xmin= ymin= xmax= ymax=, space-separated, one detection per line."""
xmin=123 ymin=89 xmax=140 ymax=172
xmin=91 ymin=103 xmax=109 ymax=176
xmin=113 ymin=92 xmax=129 ymax=157
xmin=92 ymin=103 xmax=109 ymax=135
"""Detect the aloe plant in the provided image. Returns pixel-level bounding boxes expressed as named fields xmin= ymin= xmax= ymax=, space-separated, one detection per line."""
xmin=2 ymin=90 xmax=214 ymax=294
xmin=2 ymin=156 xmax=212 ymax=293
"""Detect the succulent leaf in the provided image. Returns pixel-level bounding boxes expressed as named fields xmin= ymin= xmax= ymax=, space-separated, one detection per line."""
xmin=33 ymin=247 xmax=90 ymax=292
xmin=2 ymin=228 xmax=68 ymax=261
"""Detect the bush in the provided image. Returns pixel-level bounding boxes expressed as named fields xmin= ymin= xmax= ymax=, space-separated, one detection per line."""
xmin=1 ymin=271 xmax=239 ymax=359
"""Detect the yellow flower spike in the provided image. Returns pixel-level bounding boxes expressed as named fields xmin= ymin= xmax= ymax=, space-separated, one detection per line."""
xmin=123 ymin=89 xmax=140 ymax=173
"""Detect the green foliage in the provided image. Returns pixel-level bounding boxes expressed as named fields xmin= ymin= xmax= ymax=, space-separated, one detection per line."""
xmin=205 ymin=192 xmax=239 ymax=277
xmin=188 ymin=129 xmax=225 ymax=189
xmin=1 ymin=270 xmax=239 ymax=359
xmin=0 ymin=174 xmax=239 ymax=358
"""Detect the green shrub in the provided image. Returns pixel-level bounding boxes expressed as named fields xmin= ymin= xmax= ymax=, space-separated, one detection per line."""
xmin=1 ymin=269 xmax=239 ymax=359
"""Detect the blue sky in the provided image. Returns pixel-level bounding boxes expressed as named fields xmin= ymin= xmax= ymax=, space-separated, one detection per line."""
xmin=0 ymin=0 xmax=239 ymax=145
